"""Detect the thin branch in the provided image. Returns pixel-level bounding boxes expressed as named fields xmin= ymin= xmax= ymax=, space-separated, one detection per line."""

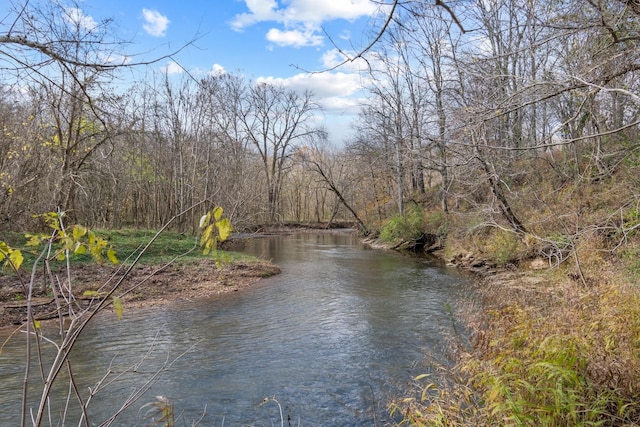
xmin=0 ymin=34 xmax=193 ymax=70
xmin=294 ymin=0 xmax=399 ymax=73
xmin=434 ymin=0 xmax=466 ymax=33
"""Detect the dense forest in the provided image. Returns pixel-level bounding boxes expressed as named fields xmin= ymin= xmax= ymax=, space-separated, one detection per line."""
xmin=3 ymin=0 xmax=640 ymax=424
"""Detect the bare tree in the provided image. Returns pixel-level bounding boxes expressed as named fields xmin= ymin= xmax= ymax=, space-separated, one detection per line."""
xmin=1 ymin=2 xmax=124 ymax=222
xmin=297 ymin=137 xmax=370 ymax=233
xmin=397 ymin=3 xmax=465 ymax=214
xmin=238 ymin=82 xmax=323 ymax=223
xmin=197 ymin=73 xmax=265 ymax=229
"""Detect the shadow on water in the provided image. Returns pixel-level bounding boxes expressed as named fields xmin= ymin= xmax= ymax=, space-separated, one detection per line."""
xmin=0 ymin=231 xmax=472 ymax=426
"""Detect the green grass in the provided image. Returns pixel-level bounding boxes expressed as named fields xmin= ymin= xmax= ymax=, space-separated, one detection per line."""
xmin=100 ymin=229 xmax=205 ymax=264
xmin=2 ymin=228 xmax=251 ymax=274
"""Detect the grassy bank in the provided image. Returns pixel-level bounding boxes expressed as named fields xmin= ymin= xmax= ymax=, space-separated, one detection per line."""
xmin=391 ymin=268 xmax=640 ymax=425
xmin=2 ymin=228 xmax=253 ymax=274
xmin=0 ymin=228 xmax=279 ymax=327
xmin=376 ymin=175 xmax=640 ymax=425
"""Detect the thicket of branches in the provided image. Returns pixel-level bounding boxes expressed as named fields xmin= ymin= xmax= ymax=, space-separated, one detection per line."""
xmin=0 ymin=0 xmax=331 ymax=233
xmin=1 ymin=0 xmax=640 ymax=245
xmin=344 ymin=0 xmax=640 ymax=254
xmin=0 ymin=67 xmax=330 ymax=232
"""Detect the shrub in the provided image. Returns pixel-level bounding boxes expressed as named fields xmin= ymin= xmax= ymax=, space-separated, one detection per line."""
xmin=483 ymin=230 xmax=524 ymax=266
xmin=379 ymin=203 xmax=425 ymax=243
xmin=424 ymin=210 xmax=447 ymax=236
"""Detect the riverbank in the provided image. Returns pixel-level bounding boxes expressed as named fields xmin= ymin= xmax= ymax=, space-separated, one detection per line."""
xmin=0 ymin=226 xmax=356 ymax=329
xmin=0 ymin=257 xmax=280 ymax=329
xmin=379 ymin=233 xmax=640 ymax=425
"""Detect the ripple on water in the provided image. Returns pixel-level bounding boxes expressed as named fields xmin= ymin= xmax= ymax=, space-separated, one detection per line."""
xmin=0 ymin=233 xmax=470 ymax=425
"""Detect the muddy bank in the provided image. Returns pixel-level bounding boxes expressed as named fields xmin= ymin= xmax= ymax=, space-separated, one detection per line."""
xmin=0 ymin=258 xmax=280 ymax=328
xmin=0 ymin=228 xmax=357 ymax=329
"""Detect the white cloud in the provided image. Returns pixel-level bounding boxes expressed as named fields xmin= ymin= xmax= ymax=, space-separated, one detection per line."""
xmin=320 ymin=48 xmax=371 ymax=73
xmin=470 ymin=34 xmax=494 ymax=56
xmin=208 ymin=64 xmax=227 ymax=76
xmin=188 ymin=64 xmax=230 ymax=78
xmin=283 ymin=0 xmax=381 ymax=23
xmin=256 ymin=71 xmax=366 ymax=111
xmin=232 ymin=0 xmax=381 ymax=29
xmin=255 ymin=70 xmax=369 ymax=143
xmin=231 ymin=0 xmax=385 ymax=53
xmin=320 ymin=95 xmax=365 ymax=111
xmin=64 ymin=7 xmax=98 ymax=31
xmin=266 ymin=27 xmax=323 ymax=47
xmin=232 ymin=0 xmax=279 ymax=29
xmin=100 ymin=52 xmax=131 ymax=66
xmin=339 ymin=30 xmax=351 ymax=41
xmin=162 ymin=61 xmax=183 ymax=75
xmin=142 ymin=9 xmax=170 ymax=37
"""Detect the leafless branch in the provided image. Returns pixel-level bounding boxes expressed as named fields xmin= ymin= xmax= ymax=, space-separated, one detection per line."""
xmin=293 ymin=0 xmax=399 ymax=74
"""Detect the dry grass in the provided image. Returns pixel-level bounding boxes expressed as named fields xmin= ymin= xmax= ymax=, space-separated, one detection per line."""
xmin=392 ymin=161 xmax=640 ymax=425
xmin=393 ymin=268 xmax=640 ymax=426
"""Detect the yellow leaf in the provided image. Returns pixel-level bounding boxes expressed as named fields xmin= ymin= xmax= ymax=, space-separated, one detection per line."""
xmin=213 ymin=206 xmax=223 ymax=221
xmin=74 ymin=242 xmax=86 ymax=255
xmin=107 ymin=248 xmax=118 ymax=264
xmin=113 ymin=297 xmax=123 ymax=320
xmin=487 ymin=386 xmax=501 ymax=402
xmin=25 ymin=234 xmax=42 ymax=247
xmin=201 ymin=224 xmax=213 ymax=246
xmin=9 ymin=249 xmax=23 ymax=271
xmin=216 ymin=218 xmax=232 ymax=241
xmin=72 ymin=225 xmax=87 ymax=241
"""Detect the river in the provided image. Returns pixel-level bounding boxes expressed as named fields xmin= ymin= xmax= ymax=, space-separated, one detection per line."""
xmin=0 ymin=231 xmax=471 ymax=426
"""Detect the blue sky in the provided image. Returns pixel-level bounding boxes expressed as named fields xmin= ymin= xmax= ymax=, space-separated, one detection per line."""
xmin=4 ymin=0 xmax=391 ymax=144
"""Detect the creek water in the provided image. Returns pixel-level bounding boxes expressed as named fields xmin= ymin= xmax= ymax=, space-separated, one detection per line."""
xmin=0 ymin=231 xmax=471 ymax=426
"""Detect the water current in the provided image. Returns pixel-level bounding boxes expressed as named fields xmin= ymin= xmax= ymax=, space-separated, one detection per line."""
xmin=0 ymin=231 xmax=471 ymax=426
